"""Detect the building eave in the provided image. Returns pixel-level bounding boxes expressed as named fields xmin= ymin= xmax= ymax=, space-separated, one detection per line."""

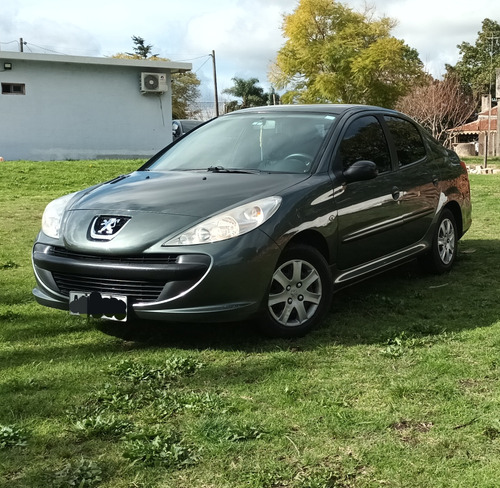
xmin=0 ymin=51 xmax=191 ymax=73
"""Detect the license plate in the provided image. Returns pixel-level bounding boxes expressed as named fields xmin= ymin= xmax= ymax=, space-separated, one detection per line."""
xmin=69 ymin=291 xmax=127 ymax=322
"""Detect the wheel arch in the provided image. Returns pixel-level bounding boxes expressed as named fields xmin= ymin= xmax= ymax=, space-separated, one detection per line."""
xmin=443 ymin=201 xmax=463 ymax=238
xmin=283 ymin=230 xmax=330 ymax=262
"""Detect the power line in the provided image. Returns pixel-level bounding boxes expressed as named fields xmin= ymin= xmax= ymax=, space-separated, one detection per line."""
xmin=193 ymin=56 xmax=211 ymax=73
xmin=173 ymin=54 xmax=211 ymax=63
xmin=23 ymin=42 xmax=68 ymax=55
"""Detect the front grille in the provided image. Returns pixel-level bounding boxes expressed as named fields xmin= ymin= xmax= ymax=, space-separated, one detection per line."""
xmin=50 ymin=247 xmax=179 ymax=265
xmin=53 ymin=273 xmax=164 ymax=302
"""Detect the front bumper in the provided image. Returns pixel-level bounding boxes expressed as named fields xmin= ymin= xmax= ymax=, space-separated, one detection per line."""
xmin=32 ymin=231 xmax=281 ymax=323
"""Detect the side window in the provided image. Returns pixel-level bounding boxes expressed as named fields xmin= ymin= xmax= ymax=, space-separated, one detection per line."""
xmin=384 ymin=116 xmax=427 ymax=167
xmin=337 ymin=116 xmax=392 ymax=173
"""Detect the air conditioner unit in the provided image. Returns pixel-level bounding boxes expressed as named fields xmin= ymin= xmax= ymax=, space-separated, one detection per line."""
xmin=140 ymin=72 xmax=168 ymax=93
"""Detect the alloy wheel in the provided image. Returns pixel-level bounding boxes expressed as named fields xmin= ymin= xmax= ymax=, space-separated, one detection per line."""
xmin=437 ymin=217 xmax=456 ymax=265
xmin=268 ymin=258 xmax=322 ymax=327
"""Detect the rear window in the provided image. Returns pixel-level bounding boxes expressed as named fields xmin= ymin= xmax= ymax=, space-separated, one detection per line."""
xmin=384 ymin=116 xmax=426 ymax=167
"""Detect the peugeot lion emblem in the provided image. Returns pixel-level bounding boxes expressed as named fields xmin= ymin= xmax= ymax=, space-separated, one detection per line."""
xmin=90 ymin=216 xmax=131 ymax=240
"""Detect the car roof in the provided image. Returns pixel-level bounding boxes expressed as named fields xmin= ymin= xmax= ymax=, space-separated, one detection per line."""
xmin=233 ymin=104 xmax=399 ymax=117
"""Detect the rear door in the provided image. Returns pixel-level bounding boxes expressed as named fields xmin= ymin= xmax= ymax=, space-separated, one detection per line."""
xmin=382 ymin=115 xmax=440 ymax=244
xmin=332 ymin=114 xmax=407 ymax=269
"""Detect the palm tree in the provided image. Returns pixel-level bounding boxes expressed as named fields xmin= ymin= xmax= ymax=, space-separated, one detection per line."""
xmin=223 ymin=77 xmax=268 ymax=111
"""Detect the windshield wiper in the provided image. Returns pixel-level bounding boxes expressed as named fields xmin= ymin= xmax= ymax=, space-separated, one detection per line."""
xmin=207 ymin=165 xmax=260 ymax=174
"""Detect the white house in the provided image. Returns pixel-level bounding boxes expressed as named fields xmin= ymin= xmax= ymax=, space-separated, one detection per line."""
xmin=0 ymin=52 xmax=191 ymax=161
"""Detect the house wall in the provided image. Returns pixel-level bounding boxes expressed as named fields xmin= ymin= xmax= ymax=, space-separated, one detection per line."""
xmin=479 ymin=132 xmax=497 ymax=157
xmin=0 ymin=57 xmax=174 ymax=161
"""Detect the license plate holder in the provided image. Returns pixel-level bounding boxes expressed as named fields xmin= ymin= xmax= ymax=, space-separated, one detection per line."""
xmin=69 ymin=291 xmax=127 ymax=322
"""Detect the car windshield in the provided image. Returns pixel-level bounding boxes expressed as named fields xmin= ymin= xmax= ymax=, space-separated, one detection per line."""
xmin=147 ymin=112 xmax=336 ymax=174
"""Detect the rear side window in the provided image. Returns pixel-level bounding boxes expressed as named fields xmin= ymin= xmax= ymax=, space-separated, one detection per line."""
xmin=385 ymin=116 xmax=426 ymax=167
xmin=337 ymin=116 xmax=392 ymax=173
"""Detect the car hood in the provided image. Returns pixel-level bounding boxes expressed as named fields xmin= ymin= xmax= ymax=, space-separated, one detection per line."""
xmin=60 ymin=170 xmax=307 ymax=254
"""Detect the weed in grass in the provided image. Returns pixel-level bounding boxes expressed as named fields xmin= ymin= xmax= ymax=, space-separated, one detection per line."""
xmin=0 ymin=424 xmax=27 ymax=449
xmin=294 ymin=462 xmax=359 ymax=488
xmin=197 ymin=417 xmax=268 ymax=445
xmin=122 ymin=428 xmax=200 ymax=468
xmin=389 ymin=419 xmax=434 ymax=445
xmin=381 ymin=333 xmax=408 ymax=358
xmin=0 ymin=260 xmax=19 ymax=270
xmin=224 ymin=422 xmax=266 ymax=442
xmin=154 ymin=390 xmax=227 ymax=418
xmin=109 ymin=356 xmax=203 ymax=385
xmin=0 ymin=310 xmax=22 ymax=322
xmin=97 ymin=383 xmax=136 ymax=412
xmin=483 ymin=420 xmax=500 ymax=440
xmin=380 ymin=329 xmax=451 ymax=358
xmin=51 ymin=458 xmax=102 ymax=487
xmin=74 ymin=360 xmax=221 ymax=425
xmin=72 ymin=414 xmax=133 ymax=439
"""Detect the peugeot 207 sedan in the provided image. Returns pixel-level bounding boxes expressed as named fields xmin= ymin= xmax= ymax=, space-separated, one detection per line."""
xmin=32 ymin=104 xmax=471 ymax=337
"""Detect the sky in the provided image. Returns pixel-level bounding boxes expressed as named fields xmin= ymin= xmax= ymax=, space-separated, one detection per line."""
xmin=2 ymin=0 xmax=500 ymax=109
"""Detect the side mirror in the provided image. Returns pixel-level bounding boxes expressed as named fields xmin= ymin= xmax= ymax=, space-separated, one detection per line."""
xmin=343 ymin=160 xmax=378 ymax=183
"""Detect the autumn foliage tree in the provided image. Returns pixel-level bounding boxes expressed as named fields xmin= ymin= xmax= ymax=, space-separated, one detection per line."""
xmin=396 ymin=75 xmax=476 ymax=146
xmin=269 ymin=0 xmax=425 ymax=108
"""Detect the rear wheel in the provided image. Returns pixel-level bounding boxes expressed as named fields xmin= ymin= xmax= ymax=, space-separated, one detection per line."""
xmin=421 ymin=209 xmax=458 ymax=274
xmin=259 ymin=245 xmax=333 ymax=338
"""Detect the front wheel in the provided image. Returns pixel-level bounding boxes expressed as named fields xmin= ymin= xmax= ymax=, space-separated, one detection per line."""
xmin=259 ymin=245 xmax=333 ymax=338
xmin=421 ymin=209 xmax=458 ymax=274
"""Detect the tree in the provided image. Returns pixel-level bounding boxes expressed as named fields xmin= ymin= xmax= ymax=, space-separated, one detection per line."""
xmin=396 ymin=74 xmax=476 ymax=146
xmin=113 ymin=37 xmax=201 ymax=119
xmin=269 ymin=0 xmax=425 ymax=108
xmin=127 ymin=35 xmax=159 ymax=59
xmin=446 ymin=19 xmax=500 ymax=101
xmin=171 ymin=71 xmax=201 ymax=119
xmin=222 ymin=77 xmax=269 ymax=112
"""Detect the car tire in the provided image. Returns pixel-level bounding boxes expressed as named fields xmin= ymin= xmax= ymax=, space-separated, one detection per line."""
xmin=259 ymin=244 xmax=333 ymax=338
xmin=421 ymin=208 xmax=458 ymax=274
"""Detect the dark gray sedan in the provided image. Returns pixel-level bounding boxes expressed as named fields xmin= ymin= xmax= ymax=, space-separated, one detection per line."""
xmin=32 ymin=104 xmax=472 ymax=337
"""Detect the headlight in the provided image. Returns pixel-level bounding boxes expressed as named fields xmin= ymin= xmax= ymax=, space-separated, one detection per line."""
xmin=41 ymin=192 xmax=77 ymax=239
xmin=164 ymin=196 xmax=282 ymax=246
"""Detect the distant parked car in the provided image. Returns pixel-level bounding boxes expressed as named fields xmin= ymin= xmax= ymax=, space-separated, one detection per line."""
xmin=172 ymin=119 xmax=203 ymax=140
xmin=32 ymin=104 xmax=472 ymax=337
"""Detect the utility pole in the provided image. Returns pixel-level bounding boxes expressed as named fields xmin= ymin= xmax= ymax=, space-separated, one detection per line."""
xmin=19 ymin=38 xmax=24 ymax=52
xmin=484 ymin=35 xmax=500 ymax=167
xmin=210 ymin=50 xmax=219 ymax=117
xmin=497 ymin=68 xmax=500 ymax=158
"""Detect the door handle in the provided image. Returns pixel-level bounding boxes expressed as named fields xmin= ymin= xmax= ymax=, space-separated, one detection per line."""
xmin=391 ymin=186 xmax=400 ymax=200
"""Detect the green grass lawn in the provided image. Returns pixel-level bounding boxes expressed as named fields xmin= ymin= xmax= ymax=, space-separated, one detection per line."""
xmin=1 ymin=158 xmax=500 ymax=487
